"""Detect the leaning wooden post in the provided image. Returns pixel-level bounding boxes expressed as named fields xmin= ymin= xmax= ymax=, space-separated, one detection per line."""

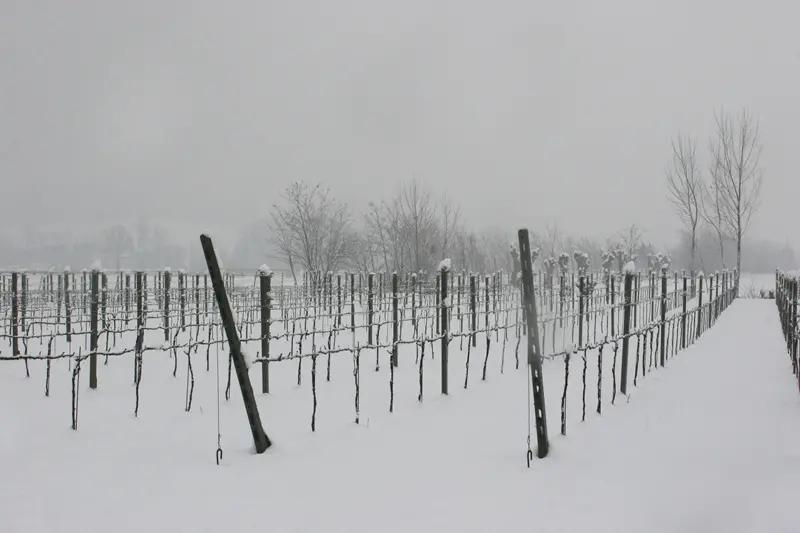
xmin=89 ymin=267 xmax=99 ymax=390
xmin=259 ymin=265 xmax=272 ymax=394
xmin=200 ymin=234 xmax=271 ymax=454
xmin=440 ymin=260 xmax=450 ymax=395
xmin=518 ymin=229 xmax=549 ymax=460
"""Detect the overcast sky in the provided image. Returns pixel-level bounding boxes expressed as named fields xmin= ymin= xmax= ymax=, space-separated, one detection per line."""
xmin=1 ymin=0 xmax=797 ymax=250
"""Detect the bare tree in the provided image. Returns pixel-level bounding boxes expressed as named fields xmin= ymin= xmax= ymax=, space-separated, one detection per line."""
xmin=268 ymin=182 xmax=353 ymax=279
xmin=665 ymin=134 xmax=702 ymax=275
xmin=104 ymin=224 xmax=135 ymax=271
xmin=439 ymin=192 xmax=460 ymax=261
xmin=709 ymin=107 xmax=763 ymax=276
xmin=701 ymin=158 xmax=728 ymax=268
xmin=618 ymin=224 xmax=644 ymax=269
xmin=543 ymin=222 xmax=563 ymax=259
xmin=401 ymin=179 xmax=439 ymax=272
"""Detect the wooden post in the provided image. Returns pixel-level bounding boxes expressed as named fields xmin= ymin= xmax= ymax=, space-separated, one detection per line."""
xmin=200 ymin=235 xmax=271 ymax=454
xmin=620 ymin=271 xmax=633 ymax=395
xmin=792 ymin=279 xmax=798 ymax=376
xmin=681 ymin=274 xmax=688 ymax=350
xmin=435 ymin=274 xmax=441 ymax=335
xmin=90 ymin=268 xmax=99 ymax=390
xmin=259 ymin=267 xmax=271 ymax=394
xmin=337 ymin=274 xmax=342 ymax=328
xmin=65 ymin=270 xmax=72 ymax=343
xmin=518 ymin=229 xmax=549 ymax=459
xmin=101 ymin=272 xmax=108 ymax=330
xmin=392 ymin=272 xmax=399 ymax=368
xmin=697 ymin=274 xmax=704 ymax=338
xmin=350 ymin=272 xmax=356 ymax=333
xmin=440 ymin=263 xmax=449 ymax=395
xmin=660 ymin=269 xmax=667 ymax=366
xmin=367 ymin=273 xmax=374 ymax=345
xmin=708 ymin=275 xmax=714 ymax=330
xmin=180 ymin=271 xmax=186 ymax=331
xmin=578 ymin=276 xmax=585 ymax=348
xmin=163 ymin=270 xmax=171 ymax=341
xmin=125 ymin=273 xmax=131 ymax=324
xmin=11 ymin=272 xmax=18 ymax=356
xmin=470 ymin=274 xmax=477 ymax=347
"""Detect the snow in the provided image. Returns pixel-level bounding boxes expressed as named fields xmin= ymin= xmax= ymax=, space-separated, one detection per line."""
xmin=438 ymin=258 xmax=452 ymax=272
xmin=258 ymin=264 xmax=272 ymax=275
xmin=241 ymin=348 xmax=255 ymax=370
xmin=2 ymin=300 xmax=800 ymax=532
xmin=90 ymin=260 xmax=102 ymax=271
xmin=623 ymin=260 xmax=636 ymax=274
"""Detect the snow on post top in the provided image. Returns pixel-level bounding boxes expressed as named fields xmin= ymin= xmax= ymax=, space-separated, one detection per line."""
xmin=623 ymin=261 xmax=636 ymax=275
xmin=259 ymin=264 xmax=272 ymax=275
xmin=90 ymin=260 xmax=102 ymax=271
xmin=438 ymin=258 xmax=452 ymax=272
xmin=164 ymin=267 xmax=171 ymax=273
xmin=64 ymin=265 xmax=71 ymax=273
xmin=697 ymin=271 xmax=705 ymax=278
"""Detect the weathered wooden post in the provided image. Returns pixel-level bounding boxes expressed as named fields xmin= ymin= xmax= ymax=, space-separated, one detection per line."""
xmin=11 ymin=272 xmax=19 ymax=356
xmin=578 ymin=276 xmax=585 ymax=348
xmin=179 ymin=270 xmax=186 ymax=331
xmin=660 ymin=266 xmax=667 ymax=367
xmin=518 ymin=229 xmax=549 ymax=460
xmin=696 ymin=273 xmax=704 ymax=338
xmin=392 ymin=272 xmax=399 ymax=368
xmin=440 ymin=261 xmax=449 ymax=395
xmin=200 ymin=234 xmax=271 ymax=454
xmin=259 ymin=265 xmax=271 ymax=394
xmin=681 ymin=273 xmax=688 ymax=350
xmin=163 ymin=269 xmax=171 ymax=342
xmin=89 ymin=267 xmax=99 ymax=390
xmin=367 ymin=273 xmax=374 ymax=345
xmin=621 ymin=267 xmax=634 ymax=395
xmin=470 ymin=274 xmax=477 ymax=348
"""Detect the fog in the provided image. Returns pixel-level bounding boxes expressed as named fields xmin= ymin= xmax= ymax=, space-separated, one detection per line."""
xmin=1 ymin=0 xmax=797 ymax=267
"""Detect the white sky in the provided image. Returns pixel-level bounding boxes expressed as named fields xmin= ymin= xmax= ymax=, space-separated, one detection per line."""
xmin=1 ymin=0 xmax=797 ymax=249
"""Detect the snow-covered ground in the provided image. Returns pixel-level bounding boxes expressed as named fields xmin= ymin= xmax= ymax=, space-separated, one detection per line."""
xmin=2 ymin=298 xmax=799 ymax=532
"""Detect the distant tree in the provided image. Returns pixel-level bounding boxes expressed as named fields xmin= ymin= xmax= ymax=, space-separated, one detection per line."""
xmin=104 ymin=224 xmax=135 ymax=271
xmin=709 ymin=107 xmax=763 ymax=277
xmin=268 ymin=182 xmax=353 ymax=280
xmin=665 ymin=134 xmax=702 ymax=277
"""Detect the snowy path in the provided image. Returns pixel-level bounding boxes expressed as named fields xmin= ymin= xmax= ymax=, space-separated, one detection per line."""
xmin=2 ymin=299 xmax=800 ymax=532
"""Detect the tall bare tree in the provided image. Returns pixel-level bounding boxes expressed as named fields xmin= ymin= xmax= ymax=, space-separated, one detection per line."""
xmin=701 ymin=158 xmax=728 ymax=268
xmin=401 ymin=179 xmax=438 ymax=272
xmin=438 ymin=192 xmax=460 ymax=261
xmin=268 ymin=182 xmax=353 ymax=279
xmin=665 ymin=134 xmax=702 ymax=275
xmin=709 ymin=107 xmax=763 ymax=276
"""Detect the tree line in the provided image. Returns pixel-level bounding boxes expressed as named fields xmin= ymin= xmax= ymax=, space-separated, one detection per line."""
xmin=665 ymin=107 xmax=764 ymax=277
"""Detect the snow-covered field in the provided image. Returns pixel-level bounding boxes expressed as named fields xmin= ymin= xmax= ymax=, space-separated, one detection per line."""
xmin=2 ymin=275 xmax=796 ymax=532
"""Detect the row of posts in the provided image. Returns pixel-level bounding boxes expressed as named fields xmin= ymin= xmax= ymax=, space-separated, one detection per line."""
xmin=776 ymin=271 xmax=799 ymax=379
xmin=2 ymin=267 xmax=738 ymax=399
